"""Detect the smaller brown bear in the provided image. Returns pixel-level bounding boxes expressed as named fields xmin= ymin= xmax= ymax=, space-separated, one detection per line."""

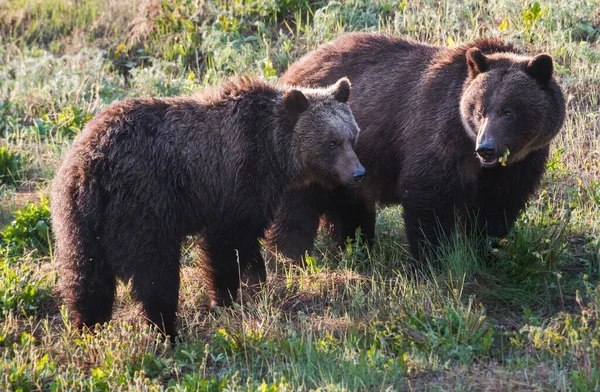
xmin=51 ymin=77 xmax=364 ymax=339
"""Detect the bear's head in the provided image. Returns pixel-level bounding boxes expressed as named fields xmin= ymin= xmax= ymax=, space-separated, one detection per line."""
xmin=459 ymin=47 xmax=566 ymax=168
xmin=283 ymin=77 xmax=365 ymax=187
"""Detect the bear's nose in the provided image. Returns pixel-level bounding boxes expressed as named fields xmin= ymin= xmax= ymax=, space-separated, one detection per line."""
xmin=475 ymin=140 xmax=497 ymax=160
xmin=353 ymin=166 xmax=366 ymax=182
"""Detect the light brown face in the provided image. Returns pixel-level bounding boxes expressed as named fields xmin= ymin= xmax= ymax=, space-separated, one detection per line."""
xmin=287 ymin=78 xmax=365 ymax=187
xmin=460 ymin=49 xmax=566 ymax=169
xmin=303 ymin=103 xmax=365 ymax=187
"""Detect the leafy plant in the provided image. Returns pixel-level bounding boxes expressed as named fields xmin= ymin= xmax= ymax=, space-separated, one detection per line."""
xmin=371 ymin=296 xmax=493 ymax=365
xmin=512 ymin=276 xmax=600 ymax=389
xmin=48 ymin=106 xmax=93 ymax=139
xmin=522 ymin=1 xmax=544 ymax=40
xmin=546 ymin=146 xmax=569 ymax=181
xmin=0 ymin=146 xmax=24 ymax=186
xmin=0 ymin=258 xmax=49 ymax=316
xmin=1 ymin=198 xmax=52 ymax=256
xmin=32 ymin=106 xmax=93 ymax=140
xmin=497 ymin=193 xmax=571 ymax=283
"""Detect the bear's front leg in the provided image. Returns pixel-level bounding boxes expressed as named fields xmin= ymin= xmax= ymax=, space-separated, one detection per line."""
xmin=402 ymin=203 xmax=457 ymax=270
xmin=268 ymin=185 xmax=327 ymax=265
xmin=325 ymin=188 xmax=376 ymax=250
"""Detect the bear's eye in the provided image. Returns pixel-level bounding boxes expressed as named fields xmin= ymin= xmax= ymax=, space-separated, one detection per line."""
xmin=328 ymin=141 xmax=338 ymax=150
xmin=498 ymin=108 xmax=513 ymax=117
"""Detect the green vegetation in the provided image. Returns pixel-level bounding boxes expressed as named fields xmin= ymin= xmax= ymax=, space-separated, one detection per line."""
xmin=1 ymin=0 xmax=599 ymax=390
xmin=1 ymin=197 xmax=51 ymax=256
xmin=0 ymin=146 xmax=24 ymax=186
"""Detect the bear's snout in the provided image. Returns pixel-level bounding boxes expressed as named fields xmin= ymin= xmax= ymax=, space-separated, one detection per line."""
xmin=475 ymin=129 xmax=501 ymax=168
xmin=476 ymin=139 xmax=497 ymax=158
xmin=352 ymin=166 xmax=366 ymax=183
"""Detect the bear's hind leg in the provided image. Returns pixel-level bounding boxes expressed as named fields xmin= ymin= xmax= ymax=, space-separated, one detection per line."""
xmin=203 ymin=234 xmax=264 ymax=306
xmin=130 ymin=243 xmax=181 ymax=340
xmin=61 ymin=258 xmax=117 ymax=330
xmin=53 ymin=181 xmax=117 ymax=331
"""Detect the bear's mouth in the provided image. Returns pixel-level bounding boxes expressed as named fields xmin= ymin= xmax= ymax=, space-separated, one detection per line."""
xmin=350 ymin=177 xmax=365 ymax=186
xmin=476 ymin=153 xmax=499 ymax=168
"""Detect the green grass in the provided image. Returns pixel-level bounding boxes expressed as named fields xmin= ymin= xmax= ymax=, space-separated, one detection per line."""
xmin=0 ymin=145 xmax=24 ymax=186
xmin=1 ymin=0 xmax=599 ymax=390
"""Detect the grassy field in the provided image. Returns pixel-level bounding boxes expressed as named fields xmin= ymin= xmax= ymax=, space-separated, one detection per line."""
xmin=1 ymin=0 xmax=599 ymax=390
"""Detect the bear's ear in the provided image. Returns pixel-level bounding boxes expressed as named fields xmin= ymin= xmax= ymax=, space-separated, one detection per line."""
xmin=331 ymin=77 xmax=351 ymax=103
xmin=466 ymin=47 xmax=488 ymax=77
xmin=526 ymin=53 xmax=553 ymax=85
xmin=283 ymin=89 xmax=309 ymax=117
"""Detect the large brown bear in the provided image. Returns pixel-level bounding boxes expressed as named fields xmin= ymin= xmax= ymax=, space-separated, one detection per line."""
xmin=51 ymin=77 xmax=364 ymax=338
xmin=269 ymin=33 xmax=565 ymax=265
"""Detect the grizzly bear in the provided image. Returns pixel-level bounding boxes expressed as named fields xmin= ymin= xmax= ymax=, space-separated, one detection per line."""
xmin=51 ymin=76 xmax=364 ymax=338
xmin=269 ymin=33 xmax=565 ymax=265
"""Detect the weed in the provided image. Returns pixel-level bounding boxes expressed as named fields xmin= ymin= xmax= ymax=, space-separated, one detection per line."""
xmin=1 ymin=197 xmax=51 ymax=256
xmin=0 ymin=256 xmax=50 ymax=317
xmin=0 ymin=146 xmax=24 ymax=186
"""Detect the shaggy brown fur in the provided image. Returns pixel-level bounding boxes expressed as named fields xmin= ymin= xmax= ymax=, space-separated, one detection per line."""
xmin=270 ymin=33 xmax=565 ymax=265
xmin=51 ymin=76 xmax=364 ymax=338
